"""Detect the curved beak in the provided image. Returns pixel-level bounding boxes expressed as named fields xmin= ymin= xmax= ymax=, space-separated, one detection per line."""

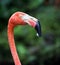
xmin=25 ymin=20 xmax=41 ymax=37
xmin=21 ymin=14 xmax=41 ymax=37
xmin=35 ymin=21 xmax=41 ymax=37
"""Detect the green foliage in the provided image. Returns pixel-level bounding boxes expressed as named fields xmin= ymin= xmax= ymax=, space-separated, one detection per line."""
xmin=17 ymin=43 xmax=27 ymax=60
xmin=27 ymin=0 xmax=44 ymax=9
xmin=0 ymin=0 xmax=60 ymax=65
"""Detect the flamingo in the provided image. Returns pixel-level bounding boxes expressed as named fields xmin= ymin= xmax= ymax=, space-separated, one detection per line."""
xmin=7 ymin=12 xmax=41 ymax=65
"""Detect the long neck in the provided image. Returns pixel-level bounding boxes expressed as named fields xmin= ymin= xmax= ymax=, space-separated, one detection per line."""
xmin=7 ymin=23 xmax=21 ymax=65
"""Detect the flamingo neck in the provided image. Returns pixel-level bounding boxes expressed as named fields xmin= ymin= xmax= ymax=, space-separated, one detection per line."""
xmin=7 ymin=23 xmax=21 ymax=65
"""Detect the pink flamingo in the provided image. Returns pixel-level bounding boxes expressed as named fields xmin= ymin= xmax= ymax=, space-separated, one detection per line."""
xmin=7 ymin=12 xmax=41 ymax=65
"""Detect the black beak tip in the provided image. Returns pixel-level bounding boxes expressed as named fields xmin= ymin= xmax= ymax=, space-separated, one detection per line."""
xmin=35 ymin=21 xmax=41 ymax=37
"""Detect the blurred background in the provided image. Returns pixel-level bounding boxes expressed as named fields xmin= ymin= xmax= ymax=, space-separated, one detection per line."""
xmin=0 ymin=0 xmax=60 ymax=65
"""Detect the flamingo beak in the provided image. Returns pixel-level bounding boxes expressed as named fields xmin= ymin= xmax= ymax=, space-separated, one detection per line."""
xmin=21 ymin=14 xmax=41 ymax=37
xmin=35 ymin=21 xmax=41 ymax=37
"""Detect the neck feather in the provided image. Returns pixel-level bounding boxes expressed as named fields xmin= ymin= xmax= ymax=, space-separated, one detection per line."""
xmin=7 ymin=23 xmax=21 ymax=65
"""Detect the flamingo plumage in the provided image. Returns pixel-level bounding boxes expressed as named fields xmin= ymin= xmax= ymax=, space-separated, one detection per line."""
xmin=7 ymin=12 xmax=41 ymax=65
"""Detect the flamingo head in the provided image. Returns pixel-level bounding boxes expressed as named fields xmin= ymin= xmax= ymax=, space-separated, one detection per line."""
xmin=20 ymin=13 xmax=41 ymax=37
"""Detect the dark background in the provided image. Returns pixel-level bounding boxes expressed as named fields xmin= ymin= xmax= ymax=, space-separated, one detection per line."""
xmin=0 ymin=0 xmax=60 ymax=65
